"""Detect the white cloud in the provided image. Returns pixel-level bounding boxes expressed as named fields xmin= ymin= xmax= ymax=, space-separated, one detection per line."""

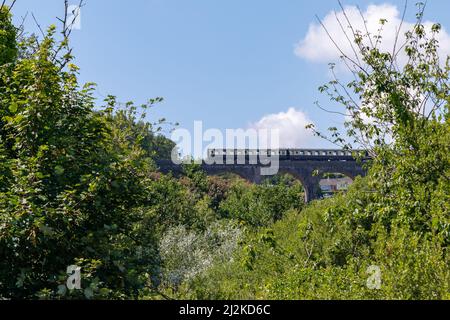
xmin=248 ymin=108 xmax=320 ymax=148
xmin=295 ymin=3 xmax=450 ymax=66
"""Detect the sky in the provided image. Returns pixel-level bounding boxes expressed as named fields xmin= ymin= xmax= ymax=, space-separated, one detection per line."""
xmin=10 ymin=0 xmax=450 ymax=152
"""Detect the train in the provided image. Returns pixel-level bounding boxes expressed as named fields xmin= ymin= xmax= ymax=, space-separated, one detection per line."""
xmin=207 ymin=149 xmax=370 ymax=162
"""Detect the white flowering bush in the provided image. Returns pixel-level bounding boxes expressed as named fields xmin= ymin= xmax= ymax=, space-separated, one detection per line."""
xmin=158 ymin=220 xmax=243 ymax=289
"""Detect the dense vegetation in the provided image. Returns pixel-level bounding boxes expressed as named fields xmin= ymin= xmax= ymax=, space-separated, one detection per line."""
xmin=0 ymin=3 xmax=449 ymax=299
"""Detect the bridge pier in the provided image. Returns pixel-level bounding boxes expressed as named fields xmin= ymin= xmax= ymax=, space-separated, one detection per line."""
xmin=251 ymin=167 xmax=263 ymax=185
xmin=302 ymin=175 xmax=322 ymax=203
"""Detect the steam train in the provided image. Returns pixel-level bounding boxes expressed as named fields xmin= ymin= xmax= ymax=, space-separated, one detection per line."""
xmin=207 ymin=149 xmax=369 ymax=162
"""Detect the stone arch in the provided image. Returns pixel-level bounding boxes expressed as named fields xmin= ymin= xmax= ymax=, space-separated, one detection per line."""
xmin=207 ymin=171 xmax=254 ymax=184
xmin=200 ymin=165 xmax=259 ymax=184
xmin=275 ymin=168 xmax=317 ymax=204
xmin=318 ymin=171 xmax=355 ymax=198
xmin=275 ymin=168 xmax=308 ymax=188
xmin=275 ymin=162 xmax=367 ymax=203
xmin=291 ymin=163 xmax=366 ymax=202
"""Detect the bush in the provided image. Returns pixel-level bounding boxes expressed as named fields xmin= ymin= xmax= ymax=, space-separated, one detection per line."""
xmin=219 ymin=179 xmax=304 ymax=227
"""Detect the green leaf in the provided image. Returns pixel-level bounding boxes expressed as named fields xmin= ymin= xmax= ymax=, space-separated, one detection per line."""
xmin=54 ymin=165 xmax=65 ymax=175
xmin=35 ymin=171 xmax=45 ymax=179
xmin=8 ymin=102 xmax=18 ymax=113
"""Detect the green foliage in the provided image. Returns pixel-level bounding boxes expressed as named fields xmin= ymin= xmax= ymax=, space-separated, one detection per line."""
xmin=172 ymin=5 xmax=450 ymax=300
xmin=0 ymin=8 xmax=176 ymax=299
xmin=218 ymin=178 xmax=304 ymax=227
xmin=1 ymin=3 xmax=449 ymax=301
xmin=104 ymin=97 xmax=175 ymax=161
xmin=177 ymin=179 xmax=450 ymax=300
xmin=0 ymin=7 xmax=17 ymax=66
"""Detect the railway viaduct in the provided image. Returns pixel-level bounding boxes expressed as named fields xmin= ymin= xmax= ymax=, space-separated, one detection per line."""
xmin=156 ymin=150 xmax=368 ymax=203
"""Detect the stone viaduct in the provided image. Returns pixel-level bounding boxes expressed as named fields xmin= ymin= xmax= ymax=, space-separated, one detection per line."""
xmin=156 ymin=150 xmax=368 ymax=203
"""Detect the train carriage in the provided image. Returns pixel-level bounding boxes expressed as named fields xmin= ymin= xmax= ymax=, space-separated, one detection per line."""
xmin=207 ymin=149 xmax=369 ymax=162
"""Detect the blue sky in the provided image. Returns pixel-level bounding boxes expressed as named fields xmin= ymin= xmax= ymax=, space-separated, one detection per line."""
xmin=11 ymin=0 xmax=450 ymax=149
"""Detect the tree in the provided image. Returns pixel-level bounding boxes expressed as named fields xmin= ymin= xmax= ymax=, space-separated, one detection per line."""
xmin=0 ymin=4 xmax=170 ymax=299
xmin=308 ymin=1 xmax=449 ymax=233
